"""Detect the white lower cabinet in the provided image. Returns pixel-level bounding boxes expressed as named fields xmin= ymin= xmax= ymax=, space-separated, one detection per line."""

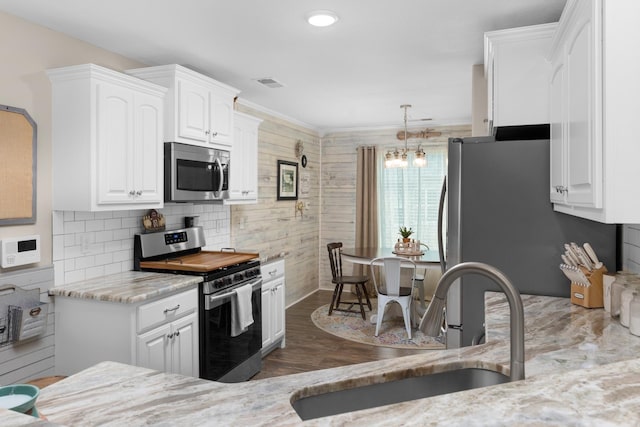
xmin=261 ymin=259 xmax=286 ymax=356
xmin=55 ymin=287 xmax=199 ymax=377
xmin=137 ymin=311 xmax=198 ymax=376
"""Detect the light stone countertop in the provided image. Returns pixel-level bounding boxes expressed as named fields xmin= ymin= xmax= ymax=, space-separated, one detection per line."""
xmin=48 ymin=271 xmax=203 ymax=303
xmin=8 ymin=292 xmax=640 ymax=425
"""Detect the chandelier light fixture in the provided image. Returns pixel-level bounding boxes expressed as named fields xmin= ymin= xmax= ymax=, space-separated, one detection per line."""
xmin=384 ymin=104 xmax=429 ymax=169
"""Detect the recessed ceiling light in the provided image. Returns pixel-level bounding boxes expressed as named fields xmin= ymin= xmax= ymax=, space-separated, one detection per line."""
xmin=307 ymin=10 xmax=339 ymax=27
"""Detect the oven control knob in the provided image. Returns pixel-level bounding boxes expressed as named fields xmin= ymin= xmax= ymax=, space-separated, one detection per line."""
xmin=234 ymin=273 xmax=244 ymax=282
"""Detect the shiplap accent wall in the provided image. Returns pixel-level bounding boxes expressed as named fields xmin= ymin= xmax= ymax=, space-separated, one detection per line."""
xmin=232 ymin=104 xmax=320 ymax=307
xmin=622 ymin=224 xmax=640 ymax=273
xmin=52 ymin=204 xmax=230 ymax=286
xmin=0 ymin=266 xmax=55 ymax=384
xmin=319 ymin=125 xmax=472 ymax=291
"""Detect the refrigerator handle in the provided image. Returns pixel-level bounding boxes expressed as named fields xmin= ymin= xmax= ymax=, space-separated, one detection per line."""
xmin=437 ymin=176 xmax=447 ymax=274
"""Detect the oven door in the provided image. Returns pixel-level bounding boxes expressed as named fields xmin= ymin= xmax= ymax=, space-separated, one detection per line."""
xmin=165 ymin=142 xmax=229 ymax=202
xmin=200 ymin=278 xmax=262 ymax=382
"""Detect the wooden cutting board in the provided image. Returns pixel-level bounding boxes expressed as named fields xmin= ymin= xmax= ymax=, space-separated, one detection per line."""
xmin=140 ymin=251 xmax=259 ymax=272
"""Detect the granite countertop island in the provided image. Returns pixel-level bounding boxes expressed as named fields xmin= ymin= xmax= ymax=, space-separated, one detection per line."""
xmin=7 ymin=293 xmax=640 ymax=425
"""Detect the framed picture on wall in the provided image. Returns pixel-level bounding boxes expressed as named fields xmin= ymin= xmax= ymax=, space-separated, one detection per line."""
xmin=277 ymin=160 xmax=298 ymax=200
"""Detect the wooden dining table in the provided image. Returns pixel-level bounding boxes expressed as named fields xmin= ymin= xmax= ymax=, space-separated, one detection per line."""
xmin=340 ymin=247 xmax=443 ymax=326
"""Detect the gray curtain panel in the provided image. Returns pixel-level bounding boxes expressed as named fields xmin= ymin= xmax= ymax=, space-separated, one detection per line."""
xmin=355 ymin=146 xmax=378 ymax=294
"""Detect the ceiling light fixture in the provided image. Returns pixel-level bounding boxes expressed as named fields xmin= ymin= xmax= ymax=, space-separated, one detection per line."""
xmin=307 ymin=10 xmax=339 ymax=27
xmin=385 ymin=104 xmax=428 ymax=169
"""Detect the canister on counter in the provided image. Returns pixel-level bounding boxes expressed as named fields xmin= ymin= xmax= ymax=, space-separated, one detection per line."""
xmin=610 ymin=272 xmax=637 ymax=317
xmin=603 ymin=273 xmax=616 ymax=313
xmin=629 ymin=293 xmax=640 ymax=336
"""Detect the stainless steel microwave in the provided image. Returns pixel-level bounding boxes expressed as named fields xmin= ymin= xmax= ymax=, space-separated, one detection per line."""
xmin=164 ymin=142 xmax=230 ymax=202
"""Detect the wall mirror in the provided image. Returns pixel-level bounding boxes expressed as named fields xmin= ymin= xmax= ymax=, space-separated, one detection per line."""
xmin=0 ymin=105 xmax=37 ymax=225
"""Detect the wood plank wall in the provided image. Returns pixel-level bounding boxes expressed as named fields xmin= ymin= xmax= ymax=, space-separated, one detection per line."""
xmin=0 ymin=265 xmax=55 ymax=384
xmin=232 ymin=104 xmax=320 ymax=307
xmin=319 ymin=125 xmax=472 ymax=291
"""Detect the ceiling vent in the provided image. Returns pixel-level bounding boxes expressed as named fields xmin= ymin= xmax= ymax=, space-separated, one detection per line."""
xmin=254 ymin=77 xmax=285 ymax=88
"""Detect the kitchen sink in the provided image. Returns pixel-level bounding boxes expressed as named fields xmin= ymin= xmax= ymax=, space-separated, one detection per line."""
xmin=291 ymin=368 xmax=510 ymax=420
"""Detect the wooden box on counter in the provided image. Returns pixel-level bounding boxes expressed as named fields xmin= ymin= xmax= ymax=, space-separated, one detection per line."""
xmin=571 ymin=266 xmax=606 ymax=308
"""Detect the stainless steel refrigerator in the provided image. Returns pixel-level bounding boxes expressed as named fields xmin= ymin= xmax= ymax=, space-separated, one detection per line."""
xmin=439 ymin=136 xmax=618 ymax=348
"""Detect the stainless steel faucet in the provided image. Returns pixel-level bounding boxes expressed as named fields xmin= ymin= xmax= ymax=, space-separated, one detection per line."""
xmin=418 ymin=262 xmax=525 ymax=381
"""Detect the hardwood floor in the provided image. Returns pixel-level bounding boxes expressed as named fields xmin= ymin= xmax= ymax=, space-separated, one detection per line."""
xmin=251 ymin=290 xmax=427 ymax=380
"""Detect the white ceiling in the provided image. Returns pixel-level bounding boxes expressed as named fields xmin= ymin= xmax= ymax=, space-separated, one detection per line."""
xmin=0 ymin=0 xmax=566 ymax=133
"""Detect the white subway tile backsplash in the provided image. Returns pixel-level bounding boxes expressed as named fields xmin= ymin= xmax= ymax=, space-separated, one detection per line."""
xmin=104 ymin=218 xmax=122 ymax=230
xmin=623 ymin=224 xmax=640 ymax=274
xmin=94 ymin=211 xmax=114 ymax=219
xmin=74 ymin=211 xmax=95 ymax=221
xmin=85 ymin=266 xmax=105 ymax=279
xmin=65 ymin=269 xmax=85 ymax=284
xmin=52 ymin=236 xmax=64 ymax=261
xmin=86 ymin=220 xmax=105 ymax=232
xmin=64 ymin=221 xmax=85 ymax=234
xmin=52 ymin=211 xmax=64 ymax=235
xmin=53 ymin=204 xmax=231 ymax=285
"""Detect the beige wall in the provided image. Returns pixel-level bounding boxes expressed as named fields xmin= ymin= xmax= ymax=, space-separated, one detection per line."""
xmin=232 ymin=103 xmax=320 ymax=307
xmin=0 ymin=11 xmax=145 ymax=271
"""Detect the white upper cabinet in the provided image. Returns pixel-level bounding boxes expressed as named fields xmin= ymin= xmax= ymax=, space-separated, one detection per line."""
xmin=549 ymin=0 xmax=640 ymax=223
xmin=484 ymin=23 xmax=558 ymax=132
xmin=48 ymin=64 xmax=166 ymax=211
xmin=226 ymin=112 xmax=263 ymax=204
xmin=126 ymin=64 xmax=239 ymax=150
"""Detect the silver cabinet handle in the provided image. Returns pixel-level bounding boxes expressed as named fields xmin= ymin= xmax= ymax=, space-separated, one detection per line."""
xmin=211 ymin=131 xmax=218 ymax=138
xmin=128 ymin=190 xmax=135 ymax=196
xmin=174 ymin=330 xmax=180 ymax=337
xmin=164 ymin=304 xmax=180 ymax=314
xmin=269 ymin=270 xmax=277 ymax=277
xmin=135 ymin=190 xmax=142 ymax=196
xmin=554 ymin=185 xmax=568 ymax=194
xmin=205 ymin=130 xmax=210 ymax=135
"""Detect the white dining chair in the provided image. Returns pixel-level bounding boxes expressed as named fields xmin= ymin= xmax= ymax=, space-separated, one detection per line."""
xmin=369 ymin=257 xmax=416 ymax=339
xmin=413 ymin=242 xmax=431 ymax=309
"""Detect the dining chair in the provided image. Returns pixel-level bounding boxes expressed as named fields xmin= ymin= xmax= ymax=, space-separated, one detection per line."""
xmin=327 ymin=242 xmax=372 ymax=320
xmin=369 ymin=257 xmax=416 ymax=339
xmin=413 ymin=243 xmax=431 ymax=309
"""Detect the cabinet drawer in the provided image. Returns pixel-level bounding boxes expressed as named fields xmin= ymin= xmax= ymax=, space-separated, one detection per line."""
xmin=261 ymin=259 xmax=285 ymax=281
xmin=137 ymin=288 xmax=197 ymax=333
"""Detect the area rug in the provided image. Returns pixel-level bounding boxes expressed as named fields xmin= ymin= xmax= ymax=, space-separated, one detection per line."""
xmin=311 ymin=301 xmax=445 ymax=350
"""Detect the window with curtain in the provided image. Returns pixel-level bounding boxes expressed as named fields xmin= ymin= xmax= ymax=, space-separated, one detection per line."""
xmin=377 ymin=145 xmax=447 ymax=251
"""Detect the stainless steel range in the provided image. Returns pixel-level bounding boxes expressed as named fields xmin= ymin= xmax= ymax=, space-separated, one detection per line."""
xmin=134 ymin=226 xmax=262 ymax=382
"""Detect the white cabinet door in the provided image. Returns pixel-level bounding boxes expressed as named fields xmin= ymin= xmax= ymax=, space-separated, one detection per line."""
xmin=226 ymin=112 xmax=262 ymax=204
xmin=177 ymin=78 xmax=210 ymax=143
xmin=170 ymin=311 xmax=198 ymax=377
xmin=137 ymin=323 xmax=171 ymax=373
xmin=564 ymin=7 xmax=600 ymax=208
xmin=133 ymin=91 xmax=164 ymax=204
xmin=96 ymin=81 xmax=134 ymax=205
xmin=260 ymin=259 xmax=286 ymax=355
xmin=484 ymin=23 xmax=557 ymax=131
xmin=549 ymin=58 xmax=566 ymax=204
xmin=271 ymin=277 xmax=285 ymax=343
xmin=261 ymin=284 xmax=273 ymax=349
xmin=209 ymin=90 xmax=234 ymax=147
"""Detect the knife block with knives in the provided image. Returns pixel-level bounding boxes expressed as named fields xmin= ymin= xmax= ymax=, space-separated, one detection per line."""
xmin=560 ymin=242 xmax=606 ymax=308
